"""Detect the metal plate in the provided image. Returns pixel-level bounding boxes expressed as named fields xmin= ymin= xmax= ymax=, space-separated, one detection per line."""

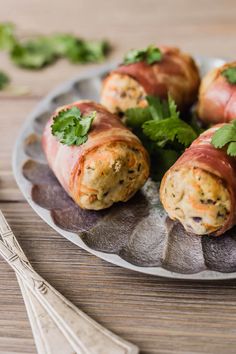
xmin=13 ymin=56 xmax=236 ymax=280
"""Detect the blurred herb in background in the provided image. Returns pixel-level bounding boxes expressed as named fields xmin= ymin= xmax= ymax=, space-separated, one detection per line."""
xmin=0 ymin=23 xmax=16 ymax=50
xmin=0 ymin=22 xmax=110 ymax=70
xmin=0 ymin=71 xmax=10 ymax=90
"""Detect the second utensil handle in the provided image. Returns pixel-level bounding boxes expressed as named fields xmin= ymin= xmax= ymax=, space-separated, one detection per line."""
xmin=0 ymin=239 xmax=138 ymax=354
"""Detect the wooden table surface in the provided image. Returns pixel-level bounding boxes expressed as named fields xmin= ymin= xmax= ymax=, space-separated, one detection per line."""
xmin=1 ymin=1 xmax=236 ymax=353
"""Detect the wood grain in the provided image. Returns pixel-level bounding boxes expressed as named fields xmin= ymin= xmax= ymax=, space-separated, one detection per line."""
xmin=1 ymin=1 xmax=236 ymax=353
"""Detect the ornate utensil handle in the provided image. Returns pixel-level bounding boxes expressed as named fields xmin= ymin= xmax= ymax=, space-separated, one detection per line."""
xmin=0 ymin=210 xmax=76 ymax=354
xmin=0 ymin=211 xmax=138 ymax=354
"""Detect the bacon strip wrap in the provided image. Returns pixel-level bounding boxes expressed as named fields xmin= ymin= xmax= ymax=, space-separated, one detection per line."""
xmin=113 ymin=46 xmax=200 ymax=109
xmin=198 ymin=62 xmax=236 ymax=124
xmin=160 ymin=125 xmax=236 ymax=236
xmin=42 ymin=101 xmax=149 ymax=208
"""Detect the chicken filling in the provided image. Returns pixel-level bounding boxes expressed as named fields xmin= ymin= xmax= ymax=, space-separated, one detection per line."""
xmin=77 ymin=142 xmax=149 ymax=210
xmin=101 ymin=73 xmax=147 ymax=114
xmin=162 ymin=166 xmax=231 ymax=235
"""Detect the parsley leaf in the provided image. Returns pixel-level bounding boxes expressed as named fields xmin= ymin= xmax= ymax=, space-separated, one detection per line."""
xmin=0 ymin=23 xmax=16 ymax=50
xmin=123 ymin=45 xmax=162 ymax=65
xmin=222 ymin=67 xmax=236 ymax=85
xmin=0 ymin=71 xmax=10 ymax=90
xmin=51 ymin=107 xmax=95 ymax=146
xmin=211 ymin=120 xmax=236 ymax=156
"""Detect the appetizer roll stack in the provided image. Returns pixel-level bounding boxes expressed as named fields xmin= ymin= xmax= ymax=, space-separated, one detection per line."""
xmin=101 ymin=46 xmax=200 ymax=114
xmin=160 ymin=126 xmax=236 ymax=236
xmin=42 ymin=101 xmax=149 ymax=210
xmin=198 ymin=62 xmax=236 ymax=124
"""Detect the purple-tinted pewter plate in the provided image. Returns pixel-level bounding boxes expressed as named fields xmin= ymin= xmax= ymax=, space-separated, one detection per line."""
xmin=13 ymin=57 xmax=236 ymax=280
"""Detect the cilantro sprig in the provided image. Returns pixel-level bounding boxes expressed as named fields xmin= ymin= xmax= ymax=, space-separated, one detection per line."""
xmin=123 ymin=45 xmax=162 ymax=65
xmin=0 ymin=22 xmax=110 ymax=70
xmin=0 ymin=23 xmax=16 ymax=50
xmin=0 ymin=71 xmax=10 ymax=90
xmin=211 ymin=120 xmax=236 ymax=156
xmin=11 ymin=38 xmax=56 ymax=69
xmin=51 ymin=106 xmax=95 ymax=146
xmin=222 ymin=67 xmax=236 ymax=85
xmin=143 ymin=117 xmax=197 ymax=148
xmin=125 ymin=95 xmax=199 ymax=180
xmin=126 ymin=95 xmax=197 ymax=148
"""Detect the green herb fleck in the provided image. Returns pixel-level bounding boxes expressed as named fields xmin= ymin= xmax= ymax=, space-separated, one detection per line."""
xmin=123 ymin=45 xmax=162 ymax=65
xmin=0 ymin=71 xmax=10 ymax=90
xmin=51 ymin=106 xmax=95 ymax=146
xmin=211 ymin=120 xmax=236 ymax=156
xmin=222 ymin=67 xmax=236 ymax=85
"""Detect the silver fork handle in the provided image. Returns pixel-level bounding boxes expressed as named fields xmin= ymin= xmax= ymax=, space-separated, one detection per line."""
xmin=0 ymin=209 xmax=75 ymax=354
xmin=19 ymin=280 xmax=76 ymax=354
xmin=0 ymin=211 xmax=138 ymax=354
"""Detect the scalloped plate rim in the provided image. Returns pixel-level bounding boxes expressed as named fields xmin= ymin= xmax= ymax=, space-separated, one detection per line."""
xmin=12 ymin=56 xmax=236 ymax=281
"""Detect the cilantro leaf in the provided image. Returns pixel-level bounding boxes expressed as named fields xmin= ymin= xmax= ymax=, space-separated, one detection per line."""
xmin=10 ymin=38 xmax=56 ymax=69
xmin=126 ymin=94 xmax=196 ymax=148
xmin=66 ymin=39 xmax=109 ymax=63
xmin=222 ymin=67 xmax=236 ymax=85
xmin=125 ymin=94 xmax=180 ymax=128
xmin=146 ymin=96 xmax=166 ymax=120
xmin=0 ymin=71 xmax=10 ymax=90
xmin=211 ymin=121 xmax=236 ymax=148
xmin=51 ymin=107 xmax=95 ymax=146
xmin=0 ymin=23 xmax=16 ymax=50
xmin=10 ymin=35 xmax=109 ymax=69
xmin=168 ymin=95 xmax=180 ymax=119
xmin=125 ymin=94 xmax=200 ymax=180
xmin=146 ymin=45 xmax=162 ymax=64
xmin=125 ymin=107 xmax=151 ymax=128
xmin=49 ymin=34 xmax=78 ymax=56
xmin=0 ymin=22 xmax=111 ymax=70
xmin=143 ymin=117 xmax=197 ymax=148
xmin=211 ymin=120 xmax=236 ymax=156
xmin=50 ymin=34 xmax=109 ymax=63
xmin=123 ymin=45 xmax=162 ymax=65
xmin=227 ymin=141 xmax=236 ymax=156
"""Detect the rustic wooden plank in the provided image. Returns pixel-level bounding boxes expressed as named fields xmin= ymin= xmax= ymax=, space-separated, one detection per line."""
xmin=1 ymin=202 xmax=236 ymax=354
xmin=0 ymin=99 xmax=38 ymax=201
xmin=0 ymin=0 xmax=235 ymax=97
xmin=0 ymin=0 xmax=236 ymax=353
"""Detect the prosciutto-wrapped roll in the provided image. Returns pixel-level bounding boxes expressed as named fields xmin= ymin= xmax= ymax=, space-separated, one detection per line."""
xmin=42 ymin=101 xmax=150 ymax=210
xmin=160 ymin=125 xmax=236 ymax=236
xmin=101 ymin=46 xmax=200 ymax=114
xmin=198 ymin=62 xmax=236 ymax=124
